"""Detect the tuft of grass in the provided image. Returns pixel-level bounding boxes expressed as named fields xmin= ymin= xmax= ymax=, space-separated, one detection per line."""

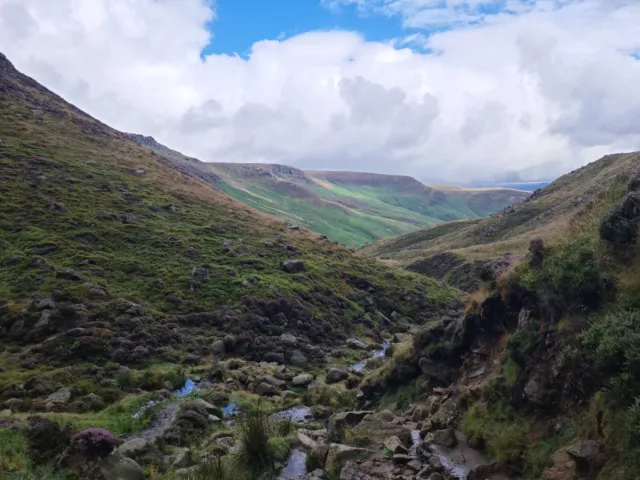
xmin=235 ymin=408 xmax=275 ymax=475
xmin=464 ymin=283 xmax=489 ymax=317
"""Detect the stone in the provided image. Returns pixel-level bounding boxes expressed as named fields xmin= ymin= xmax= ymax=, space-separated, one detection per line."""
xmin=346 ymin=338 xmax=369 ymax=350
xmin=418 ymin=357 xmax=455 ymax=384
xmin=330 ymin=411 xmax=373 ymax=439
xmin=325 ymin=444 xmax=371 ymax=473
xmin=255 ymin=382 xmax=279 ymax=396
xmin=378 ymin=409 xmax=396 ymax=422
xmin=280 ymin=333 xmax=298 ymax=346
xmin=89 ymin=288 xmax=107 ymax=299
xmin=5 ymin=398 xmax=24 ymax=410
xmin=35 ymin=298 xmax=56 ymax=311
xmin=407 ymin=460 xmax=423 ymax=472
xmin=282 ymin=260 xmax=306 ymax=273
xmin=432 ymin=429 xmax=457 ymax=448
xmin=189 ymin=398 xmax=218 ymax=415
xmin=566 ymin=440 xmax=604 ymax=474
xmin=384 ymin=436 xmax=408 ymax=455
xmin=34 ymin=310 xmax=52 ymax=329
xmin=118 ymin=438 xmax=150 ymax=459
xmin=326 ymin=367 xmax=348 ymax=384
xmin=297 ymin=432 xmax=318 ymax=449
xmin=98 ymin=450 xmax=143 ymax=480
xmin=211 ymin=339 xmax=226 ymax=355
xmin=428 ymin=455 xmax=444 ymax=471
xmin=467 ymin=462 xmax=497 ymax=480
xmin=292 ymin=374 xmax=312 ymax=386
xmin=171 ymin=448 xmax=195 ymax=468
xmin=264 ymin=352 xmax=285 ymax=364
xmin=421 ymin=398 xmax=458 ymax=434
xmin=281 ymin=391 xmax=299 ymax=400
xmin=392 ymin=454 xmax=414 ymax=465
xmin=289 ymin=349 xmax=308 ymax=367
xmin=524 ymin=372 xmax=550 ymax=406
xmin=428 ymin=474 xmax=445 ymax=480
xmin=263 ymin=375 xmax=286 ymax=388
xmin=46 ymin=388 xmax=71 ymax=406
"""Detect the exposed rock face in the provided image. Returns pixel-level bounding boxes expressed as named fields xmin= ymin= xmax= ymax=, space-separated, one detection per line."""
xmin=419 ymin=357 xmax=456 ymax=384
xmin=330 ymin=411 xmax=373 ymax=442
xmin=98 ymin=450 xmax=143 ymax=480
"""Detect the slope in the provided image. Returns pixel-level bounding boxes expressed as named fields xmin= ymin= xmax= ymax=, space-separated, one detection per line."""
xmin=124 ymin=136 xmax=528 ymax=247
xmin=362 ymin=151 xmax=640 ymax=288
xmin=0 ymin=52 xmax=460 ymax=478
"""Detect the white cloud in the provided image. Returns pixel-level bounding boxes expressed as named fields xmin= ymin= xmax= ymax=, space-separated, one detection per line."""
xmin=0 ymin=0 xmax=639 ymax=183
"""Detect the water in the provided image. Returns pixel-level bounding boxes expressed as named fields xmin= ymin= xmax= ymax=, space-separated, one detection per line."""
xmin=222 ymin=402 xmax=239 ymax=418
xmin=273 ymin=406 xmax=313 ymax=423
xmin=409 ymin=429 xmax=421 ymax=455
xmin=349 ymin=340 xmax=390 ymax=372
xmin=176 ymin=378 xmax=198 ymax=397
xmin=277 ymin=448 xmax=308 ymax=480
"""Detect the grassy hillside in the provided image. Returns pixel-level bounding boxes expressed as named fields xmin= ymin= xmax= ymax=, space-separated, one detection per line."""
xmin=124 ymin=137 xmax=528 ymax=247
xmin=0 ymin=52 xmax=460 ymax=479
xmin=362 ymin=151 xmax=640 ymax=288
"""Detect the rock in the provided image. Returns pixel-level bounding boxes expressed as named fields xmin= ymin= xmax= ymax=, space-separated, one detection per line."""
xmin=330 ymin=411 xmax=372 ymax=439
xmin=378 ymin=410 xmax=396 ymax=422
xmin=432 ymin=429 xmax=457 ymax=448
xmin=325 ymin=444 xmax=371 ymax=473
xmin=27 ymin=416 xmax=71 ymax=464
xmin=297 ymin=432 xmax=318 ymax=449
xmin=223 ymin=334 xmax=237 ymax=350
xmin=566 ymin=440 xmax=604 ymax=475
xmin=384 ymin=436 xmax=408 ymax=455
xmin=46 ymin=388 xmax=71 ymax=407
xmin=292 ymin=374 xmax=313 ymax=386
xmin=264 ymin=352 xmax=285 ymax=364
xmin=524 ymin=372 xmax=550 ymax=406
xmin=211 ymin=339 xmax=226 ymax=355
xmin=418 ymin=357 xmax=455 ymax=384
xmin=262 ymin=375 xmax=286 ymax=388
xmin=467 ymin=462 xmax=497 ymax=480
xmin=89 ymin=288 xmax=107 ymax=299
xmin=5 ymin=398 xmax=24 ymax=410
xmin=56 ymin=268 xmax=86 ymax=281
xmin=289 ymin=349 xmax=308 ymax=367
xmin=428 ymin=474 xmax=445 ymax=480
xmin=280 ymin=333 xmax=298 ymax=346
xmin=392 ymin=454 xmax=414 ymax=465
xmin=98 ymin=450 xmax=143 ymax=480
xmin=171 ymin=448 xmax=195 ymax=468
xmin=428 ymin=455 xmax=443 ymax=471
xmin=255 ymin=382 xmax=279 ymax=396
xmin=282 ymin=260 xmax=306 ymax=273
xmin=33 ymin=245 xmax=57 ymax=255
xmin=34 ymin=310 xmax=52 ymax=329
xmin=189 ymin=399 xmax=219 ymax=415
xmin=326 ymin=368 xmax=348 ymax=384
xmin=118 ymin=438 xmax=150 ymax=459
xmin=346 ymin=338 xmax=369 ymax=350
xmin=421 ymin=399 xmax=458 ymax=434
xmin=281 ymin=390 xmax=299 ymax=400
xmin=35 ymin=298 xmax=56 ymax=311
xmin=407 ymin=460 xmax=423 ymax=472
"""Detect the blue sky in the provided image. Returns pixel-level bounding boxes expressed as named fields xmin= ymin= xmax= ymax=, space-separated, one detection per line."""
xmin=202 ymin=0 xmax=416 ymax=57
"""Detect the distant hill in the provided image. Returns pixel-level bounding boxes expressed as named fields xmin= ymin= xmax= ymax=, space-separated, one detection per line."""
xmin=124 ymin=136 xmax=529 ymax=247
xmin=361 ymin=151 xmax=640 ymax=288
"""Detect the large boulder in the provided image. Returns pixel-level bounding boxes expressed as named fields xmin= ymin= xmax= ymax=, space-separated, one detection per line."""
xmin=46 ymin=388 xmax=71 ymax=408
xmin=255 ymin=382 xmax=279 ymax=396
xmin=431 ymin=428 xmax=457 ymax=448
xmin=346 ymin=338 xmax=369 ymax=350
xmin=330 ymin=411 xmax=372 ymax=442
xmin=566 ymin=440 xmax=605 ymax=476
xmin=211 ymin=339 xmax=226 ymax=355
xmin=289 ymin=350 xmax=308 ymax=367
xmin=282 ymin=260 xmax=306 ymax=273
xmin=292 ymin=374 xmax=312 ymax=387
xmin=326 ymin=368 xmax=348 ymax=384
xmin=420 ymin=398 xmax=458 ymax=436
xmin=384 ymin=436 xmax=408 ymax=455
xmin=98 ymin=450 xmax=143 ymax=480
xmin=325 ymin=443 xmax=372 ymax=474
xmin=262 ymin=375 xmax=286 ymax=388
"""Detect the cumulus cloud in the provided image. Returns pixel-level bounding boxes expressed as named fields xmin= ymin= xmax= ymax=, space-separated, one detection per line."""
xmin=0 ymin=0 xmax=638 ymax=183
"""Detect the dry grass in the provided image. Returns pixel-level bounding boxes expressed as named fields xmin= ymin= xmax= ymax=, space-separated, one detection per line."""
xmin=464 ymin=283 xmax=489 ymax=317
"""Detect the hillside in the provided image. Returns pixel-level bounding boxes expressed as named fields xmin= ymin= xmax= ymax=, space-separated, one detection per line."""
xmin=362 ymin=151 xmax=640 ymax=289
xmin=124 ymin=136 xmax=528 ymax=247
xmin=0 ymin=52 xmax=460 ymax=479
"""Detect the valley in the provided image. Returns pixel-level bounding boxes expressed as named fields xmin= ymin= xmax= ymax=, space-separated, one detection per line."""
xmin=1 ymin=49 xmax=640 ymax=480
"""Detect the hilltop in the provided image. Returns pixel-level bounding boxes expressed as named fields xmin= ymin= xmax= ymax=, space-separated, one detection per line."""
xmin=125 ymin=135 xmax=528 ymax=247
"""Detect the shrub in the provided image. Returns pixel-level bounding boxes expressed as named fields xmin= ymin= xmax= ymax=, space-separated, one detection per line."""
xmin=70 ymin=428 xmax=119 ymax=458
xmin=235 ymin=409 xmax=274 ymax=474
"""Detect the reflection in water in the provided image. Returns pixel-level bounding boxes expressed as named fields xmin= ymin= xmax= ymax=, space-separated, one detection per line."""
xmin=349 ymin=341 xmax=390 ymax=372
xmin=277 ymin=448 xmax=308 ymax=480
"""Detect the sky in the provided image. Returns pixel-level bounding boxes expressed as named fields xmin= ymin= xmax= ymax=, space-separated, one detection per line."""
xmin=0 ymin=0 xmax=639 ymax=184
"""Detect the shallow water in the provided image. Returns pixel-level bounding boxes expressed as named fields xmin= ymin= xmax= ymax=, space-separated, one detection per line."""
xmin=273 ymin=406 xmax=313 ymax=423
xmin=349 ymin=340 xmax=390 ymax=372
xmin=277 ymin=448 xmax=308 ymax=480
xmin=222 ymin=402 xmax=239 ymax=418
xmin=175 ymin=378 xmax=198 ymax=397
